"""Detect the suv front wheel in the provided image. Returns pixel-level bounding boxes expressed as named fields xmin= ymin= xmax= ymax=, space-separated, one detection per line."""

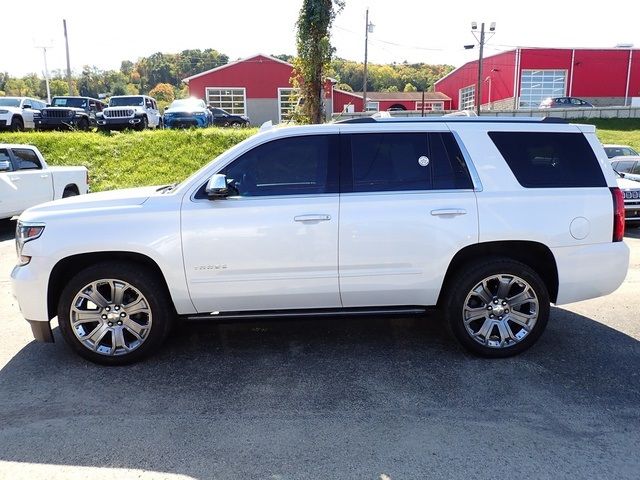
xmin=444 ymin=258 xmax=550 ymax=357
xmin=57 ymin=262 xmax=173 ymax=365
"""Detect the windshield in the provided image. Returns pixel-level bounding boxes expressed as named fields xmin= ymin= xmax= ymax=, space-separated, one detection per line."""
xmin=109 ymin=96 xmax=144 ymax=107
xmin=52 ymin=97 xmax=88 ymax=108
xmin=170 ymin=99 xmax=204 ymax=109
xmin=605 ymin=147 xmax=639 ymax=158
xmin=0 ymin=98 xmax=21 ymax=107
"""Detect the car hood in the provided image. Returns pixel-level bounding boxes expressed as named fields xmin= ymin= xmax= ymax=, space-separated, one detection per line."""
xmin=0 ymin=106 xmax=21 ymax=113
xmin=616 ymin=176 xmax=640 ymax=189
xmin=165 ymin=107 xmax=208 ymax=114
xmin=19 ymin=185 xmax=160 ymax=222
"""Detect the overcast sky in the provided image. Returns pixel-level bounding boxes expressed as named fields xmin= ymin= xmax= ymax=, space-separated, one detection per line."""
xmin=2 ymin=0 xmax=638 ymax=77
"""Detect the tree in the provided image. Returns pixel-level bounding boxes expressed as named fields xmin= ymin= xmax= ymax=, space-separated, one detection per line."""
xmin=292 ymin=0 xmax=344 ymax=124
xmin=149 ymin=83 xmax=175 ymax=103
xmin=336 ymin=82 xmax=353 ymax=92
xmin=403 ymin=83 xmax=417 ymax=92
xmin=50 ymin=79 xmax=69 ymax=96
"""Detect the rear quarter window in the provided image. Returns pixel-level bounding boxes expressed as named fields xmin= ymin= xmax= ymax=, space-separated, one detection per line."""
xmin=488 ymin=132 xmax=606 ymax=188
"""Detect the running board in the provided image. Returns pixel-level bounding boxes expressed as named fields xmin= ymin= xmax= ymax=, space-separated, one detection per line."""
xmin=182 ymin=306 xmax=428 ymax=322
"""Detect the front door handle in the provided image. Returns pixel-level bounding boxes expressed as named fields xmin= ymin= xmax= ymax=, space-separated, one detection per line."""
xmin=431 ymin=208 xmax=467 ymax=216
xmin=40 ymin=174 xmax=49 ymax=178
xmin=294 ymin=214 xmax=331 ymax=222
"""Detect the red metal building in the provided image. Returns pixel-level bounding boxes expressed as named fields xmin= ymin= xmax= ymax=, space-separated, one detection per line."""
xmin=435 ymin=48 xmax=640 ymax=110
xmin=183 ymin=54 xmax=333 ymax=125
xmin=332 ymin=90 xmax=452 ymax=113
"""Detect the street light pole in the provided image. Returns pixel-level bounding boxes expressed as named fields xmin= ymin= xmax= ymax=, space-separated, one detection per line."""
xmin=63 ymin=19 xmax=73 ymax=95
xmin=475 ymin=23 xmax=485 ymax=116
xmin=469 ymin=21 xmax=495 ymax=115
xmin=36 ymin=45 xmax=52 ymax=104
xmin=362 ymin=9 xmax=374 ymax=112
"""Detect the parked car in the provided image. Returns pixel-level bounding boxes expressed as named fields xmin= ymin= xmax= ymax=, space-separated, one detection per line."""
xmin=163 ymin=98 xmax=212 ymax=129
xmin=614 ymin=171 xmax=640 ymax=226
xmin=611 ymin=156 xmax=640 ymax=180
xmin=604 ymin=144 xmax=639 ymax=159
xmin=96 ymin=95 xmax=161 ymax=131
xmin=209 ymin=107 xmax=250 ymax=127
xmin=0 ymin=144 xmax=88 ymax=219
xmin=539 ymin=97 xmax=594 ymax=109
xmin=35 ymin=96 xmax=106 ymax=131
xmin=11 ymin=117 xmax=629 ymax=365
xmin=0 ymin=97 xmax=47 ymax=131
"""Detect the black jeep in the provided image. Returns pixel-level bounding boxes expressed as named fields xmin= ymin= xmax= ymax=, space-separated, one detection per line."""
xmin=35 ymin=96 xmax=106 ymax=131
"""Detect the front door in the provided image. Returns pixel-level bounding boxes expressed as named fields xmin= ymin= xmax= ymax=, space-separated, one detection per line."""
xmin=338 ymin=128 xmax=479 ymax=307
xmin=9 ymin=148 xmax=52 ymax=214
xmin=181 ymin=133 xmax=341 ymax=313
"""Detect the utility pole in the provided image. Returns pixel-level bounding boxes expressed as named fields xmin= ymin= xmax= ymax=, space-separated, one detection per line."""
xmin=35 ymin=45 xmax=52 ymax=104
xmin=362 ymin=8 xmax=374 ymax=112
xmin=63 ymin=19 xmax=73 ymax=95
xmin=468 ymin=22 xmax=495 ymax=115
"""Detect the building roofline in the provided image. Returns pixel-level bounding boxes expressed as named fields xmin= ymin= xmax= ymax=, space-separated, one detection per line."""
xmin=182 ymin=53 xmax=293 ymax=83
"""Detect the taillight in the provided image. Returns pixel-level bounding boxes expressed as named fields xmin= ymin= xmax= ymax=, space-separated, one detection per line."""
xmin=610 ymin=187 xmax=625 ymax=242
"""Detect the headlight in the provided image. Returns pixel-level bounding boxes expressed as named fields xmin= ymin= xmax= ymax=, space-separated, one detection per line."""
xmin=0 ymin=109 xmax=9 ymax=114
xmin=16 ymin=222 xmax=45 ymax=266
xmin=68 ymin=110 xmax=75 ymax=117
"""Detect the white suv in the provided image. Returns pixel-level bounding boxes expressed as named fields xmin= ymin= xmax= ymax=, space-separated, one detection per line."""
xmin=96 ymin=95 xmax=161 ymax=131
xmin=11 ymin=117 xmax=630 ymax=364
xmin=0 ymin=97 xmax=47 ymax=131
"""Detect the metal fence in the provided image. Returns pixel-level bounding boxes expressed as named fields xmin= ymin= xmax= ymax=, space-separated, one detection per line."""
xmin=331 ymin=106 xmax=640 ymax=121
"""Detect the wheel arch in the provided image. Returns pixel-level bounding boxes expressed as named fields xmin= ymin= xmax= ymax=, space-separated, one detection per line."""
xmin=47 ymin=251 xmax=175 ymax=320
xmin=62 ymin=184 xmax=80 ymax=195
xmin=438 ymin=240 xmax=559 ymax=305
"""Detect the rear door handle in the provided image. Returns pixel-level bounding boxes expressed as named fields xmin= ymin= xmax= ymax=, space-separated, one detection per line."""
xmin=294 ymin=214 xmax=331 ymax=222
xmin=431 ymin=208 xmax=467 ymax=216
xmin=40 ymin=174 xmax=49 ymax=178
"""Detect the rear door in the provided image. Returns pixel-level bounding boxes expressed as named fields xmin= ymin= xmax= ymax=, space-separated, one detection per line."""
xmin=0 ymin=148 xmax=19 ymax=217
xmin=338 ymin=125 xmax=479 ymax=307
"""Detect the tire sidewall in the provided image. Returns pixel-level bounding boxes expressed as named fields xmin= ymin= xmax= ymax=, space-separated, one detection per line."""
xmin=57 ymin=262 xmax=172 ymax=365
xmin=445 ymin=258 xmax=550 ymax=358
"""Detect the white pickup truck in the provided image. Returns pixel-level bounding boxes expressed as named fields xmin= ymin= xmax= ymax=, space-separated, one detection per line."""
xmin=0 ymin=144 xmax=88 ymax=219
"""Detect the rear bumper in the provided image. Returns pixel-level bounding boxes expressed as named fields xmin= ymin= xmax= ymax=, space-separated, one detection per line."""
xmin=553 ymin=241 xmax=629 ymax=305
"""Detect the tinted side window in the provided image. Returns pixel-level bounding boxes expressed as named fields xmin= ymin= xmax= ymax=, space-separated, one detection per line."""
xmin=613 ymin=160 xmax=635 ymax=173
xmin=488 ymin=132 xmax=606 ymax=188
xmin=430 ymin=133 xmax=474 ymax=189
xmin=222 ymin=135 xmax=338 ymax=197
xmin=632 ymin=163 xmax=640 ymax=175
xmin=348 ymin=133 xmax=473 ymax=193
xmin=0 ymin=149 xmax=12 ymax=171
xmin=350 ymin=133 xmax=429 ymax=192
xmin=12 ymin=149 xmax=42 ymax=170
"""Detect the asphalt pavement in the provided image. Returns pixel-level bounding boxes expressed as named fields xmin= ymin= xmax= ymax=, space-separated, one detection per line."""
xmin=0 ymin=218 xmax=638 ymax=480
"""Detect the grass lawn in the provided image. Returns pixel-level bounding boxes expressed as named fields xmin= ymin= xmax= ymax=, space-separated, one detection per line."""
xmin=0 ymin=128 xmax=257 ymax=191
xmin=0 ymin=118 xmax=638 ymax=192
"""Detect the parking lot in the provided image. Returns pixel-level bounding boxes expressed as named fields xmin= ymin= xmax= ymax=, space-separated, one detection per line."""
xmin=0 ymin=218 xmax=639 ymax=479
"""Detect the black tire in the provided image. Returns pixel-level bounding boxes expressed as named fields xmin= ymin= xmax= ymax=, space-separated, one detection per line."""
xmin=10 ymin=116 xmax=24 ymax=132
xmin=77 ymin=117 xmax=89 ymax=131
xmin=230 ymin=121 xmax=242 ymax=128
xmin=136 ymin=116 xmax=148 ymax=131
xmin=57 ymin=262 xmax=173 ymax=365
xmin=62 ymin=186 xmax=79 ymax=198
xmin=443 ymin=257 xmax=550 ymax=358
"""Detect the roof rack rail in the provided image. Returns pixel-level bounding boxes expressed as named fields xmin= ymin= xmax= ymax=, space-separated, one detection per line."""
xmin=335 ymin=116 xmax=568 ymax=124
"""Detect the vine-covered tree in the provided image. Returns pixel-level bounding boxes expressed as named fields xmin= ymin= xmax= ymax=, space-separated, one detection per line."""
xmin=292 ymin=0 xmax=344 ymax=124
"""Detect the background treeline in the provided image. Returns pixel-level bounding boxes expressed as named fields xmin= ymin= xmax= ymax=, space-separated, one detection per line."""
xmin=0 ymin=49 xmax=454 ymax=103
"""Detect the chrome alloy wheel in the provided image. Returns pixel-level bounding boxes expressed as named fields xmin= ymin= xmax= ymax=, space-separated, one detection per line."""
xmin=462 ymin=274 xmax=539 ymax=349
xmin=69 ymin=279 xmax=153 ymax=356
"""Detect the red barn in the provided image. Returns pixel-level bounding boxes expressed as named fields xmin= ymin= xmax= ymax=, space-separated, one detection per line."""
xmin=435 ymin=47 xmax=640 ymax=110
xmin=184 ymin=54 xmax=334 ymax=125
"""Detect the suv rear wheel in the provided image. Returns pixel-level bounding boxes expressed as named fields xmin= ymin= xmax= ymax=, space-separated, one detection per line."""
xmin=443 ymin=258 xmax=550 ymax=357
xmin=57 ymin=262 xmax=173 ymax=365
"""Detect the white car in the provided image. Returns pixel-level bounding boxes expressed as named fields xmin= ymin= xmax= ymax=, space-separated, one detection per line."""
xmin=96 ymin=95 xmax=161 ymax=131
xmin=0 ymin=144 xmax=88 ymax=219
xmin=615 ymin=172 xmax=640 ymax=225
xmin=604 ymin=144 xmax=638 ymax=159
xmin=0 ymin=97 xmax=47 ymax=131
xmin=11 ymin=117 xmax=629 ymax=364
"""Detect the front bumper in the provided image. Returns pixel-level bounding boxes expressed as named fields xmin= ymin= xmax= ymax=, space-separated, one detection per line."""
xmin=164 ymin=116 xmax=208 ymax=128
xmin=11 ymin=255 xmax=55 ymax=342
xmin=624 ymin=202 xmax=640 ymax=222
xmin=97 ymin=117 xmax=141 ymax=129
xmin=35 ymin=117 xmax=80 ymax=130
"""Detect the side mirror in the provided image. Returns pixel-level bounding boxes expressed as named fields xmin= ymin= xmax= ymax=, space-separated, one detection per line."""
xmin=205 ymin=174 xmax=229 ymax=199
xmin=0 ymin=160 xmax=12 ymax=172
xmin=23 ymin=104 xmax=32 ymax=110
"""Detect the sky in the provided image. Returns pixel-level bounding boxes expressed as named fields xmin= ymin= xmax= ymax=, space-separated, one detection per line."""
xmin=1 ymin=0 xmax=639 ymax=77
